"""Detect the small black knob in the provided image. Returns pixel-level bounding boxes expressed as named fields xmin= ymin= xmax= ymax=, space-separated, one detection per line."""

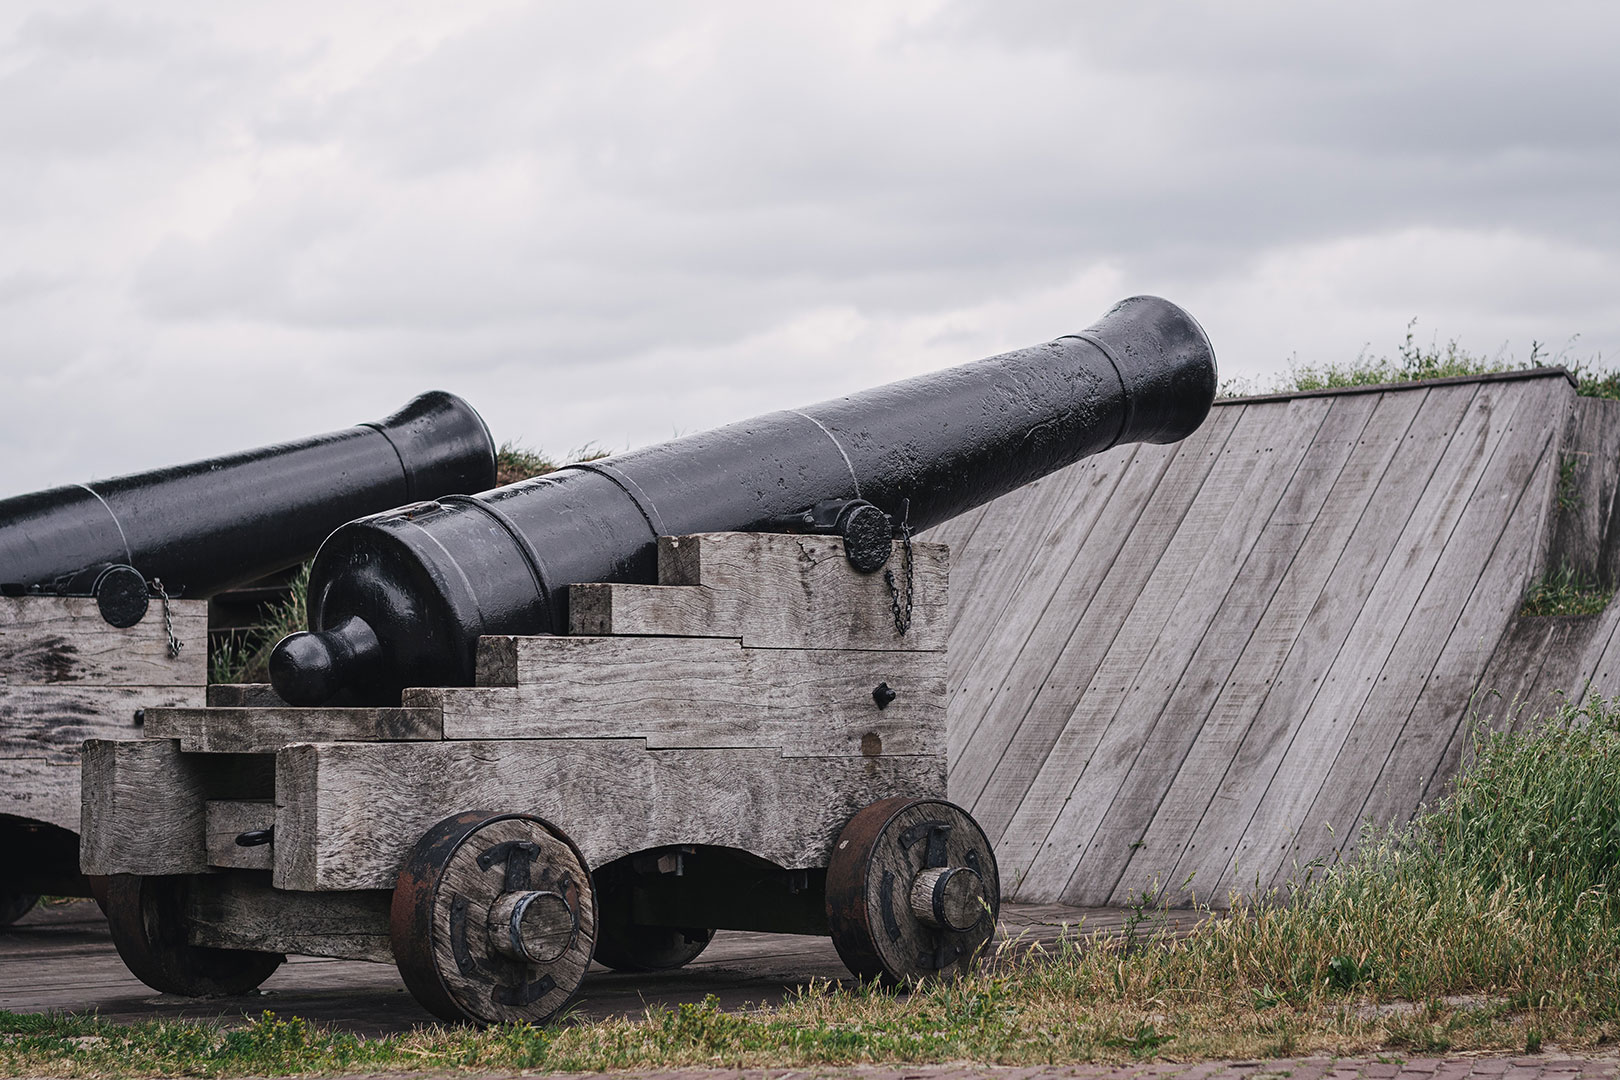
xmin=872 ymin=682 xmax=897 ymax=709
xmin=235 ymin=828 xmax=274 ymax=847
xmin=132 ymin=709 xmax=145 ymax=727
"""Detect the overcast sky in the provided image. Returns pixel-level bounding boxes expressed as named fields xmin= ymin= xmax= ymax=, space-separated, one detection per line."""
xmin=3 ymin=0 xmax=1617 ymax=497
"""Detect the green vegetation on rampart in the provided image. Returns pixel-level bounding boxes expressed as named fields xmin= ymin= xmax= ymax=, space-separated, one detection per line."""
xmin=9 ymin=697 xmax=1620 ymax=1075
xmin=1222 ymin=320 xmax=1619 ymax=400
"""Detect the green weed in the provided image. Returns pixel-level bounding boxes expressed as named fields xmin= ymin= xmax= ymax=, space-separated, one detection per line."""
xmin=1520 ymin=564 xmax=1613 ymax=617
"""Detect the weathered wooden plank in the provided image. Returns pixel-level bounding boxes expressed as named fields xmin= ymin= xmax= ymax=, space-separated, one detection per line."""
xmin=945 ymin=448 xmax=1137 ymax=771
xmin=273 ymin=740 xmax=946 ymax=891
xmin=427 ymin=636 xmax=944 ymax=757
xmin=1003 ymin=398 xmax=1333 ymax=900
xmin=1223 ymin=376 xmax=1535 ymax=895
xmin=917 ymin=502 xmax=988 ymax=635
xmin=1111 ymin=388 xmax=1428 ymax=905
xmin=186 ymin=876 xmax=393 ymax=962
xmin=569 ymin=534 xmax=948 ymax=652
xmin=1065 ymin=392 xmax=1380 ymax=905
xmin=1 ymin=685 xmax=204 ymax=761
xmin=962 ymin=406 xmax=1243 ymax=846
xmin=0 ymin=757 xmax=79 ymax=831
xmin=939 ymin=470 xmax=1103 ymax=718
xmin=205 ymin=799 xmax=275 ymax=870
xmin=945 ymin=439 xmax=1187 ymax=814
xmin=144 ymin=705 xmax=443 ymax=753
xmin=0 ymin=597 xmax=207 ymax=686
xmin=1166 ymin=383 xmax=1478 ymax=902
xmin=79 ymin=739 xmax=207 ymax=875
xmin=1545 ymin=397 xmax=1620 ymax=583
xmin=1294 ymin=378 xmax=1566 ymax=887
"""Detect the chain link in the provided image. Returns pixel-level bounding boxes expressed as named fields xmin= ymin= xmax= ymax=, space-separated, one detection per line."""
xmin=149 ymin=577 xmax=183 ymax=658
xmin=884 ymin=499 xmax=915 ymax=635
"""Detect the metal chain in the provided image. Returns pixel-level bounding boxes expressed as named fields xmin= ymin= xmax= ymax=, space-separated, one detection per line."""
xmin=884 ymin=499 xmax=915 ymax=635
xmin=149 ymin=577 xmax=183 ymax=658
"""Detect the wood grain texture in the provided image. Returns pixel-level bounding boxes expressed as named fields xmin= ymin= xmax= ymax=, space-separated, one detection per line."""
xmin=1 ymin=685 xmax=204 ymax=762
xmin=1064 ymin=392 xmax=1379 ymax=904
xmin=79 ymin=738 xmax=207 ymax=875
xmin=205 ymin=799 xmax=276 ymax=870
xmin=964 ymin=406 xmax=1243 ymax=847
xmin=186 ymin=876 xmax=393 ymax=963
xmin=569 ymin=532 xmax=948 ymax=651
xmin=1222 ymin=377 xmax=1534 ymax=895
xmin=144 ymin=705 xmax=443 ymax=753
xmin=0 ymin=757 xmax=79 ymax=831
xmin=1164 ymin=383 xmax=1480 ymax=901
xmin=272 ymin=740 xmax=946 ymax=891
xmin=1328 ymin=393 xmax=1564 ymax=863
xmin=1004 ymin=398 xmax=1333 ymax=899
xmin=427 ymin=636 xmax=943 ymax=757
xmin=1110 ymin=388 xmax=1427 ymax=905
xmin=945 ymin=452 xmax=1136 ymax=772
xmin=0 ymin=597 xmax=206 ymax=687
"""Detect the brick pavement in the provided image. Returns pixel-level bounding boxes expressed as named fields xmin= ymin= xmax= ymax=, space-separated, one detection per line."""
xmin=574 ymin=1060 xmax=1620 ymax=1080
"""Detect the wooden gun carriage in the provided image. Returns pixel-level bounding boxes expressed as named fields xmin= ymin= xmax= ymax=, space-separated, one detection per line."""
xmin=80 ymin=533 xmax=1001 ymax=1025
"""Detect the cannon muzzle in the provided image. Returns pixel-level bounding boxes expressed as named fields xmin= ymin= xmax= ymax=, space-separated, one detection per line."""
xmin=0 ymin=391 xmax=497 ymax=604
xmin=272 ymin=295 xmax=1217 ymax=706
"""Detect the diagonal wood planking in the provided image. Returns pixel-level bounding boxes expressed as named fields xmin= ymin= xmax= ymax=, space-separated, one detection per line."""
xmin=1003 ymin=397 xmax=1336 ymax=901
xmin=1071 ymin=391 xmax=1383 ymax=905
xmin=1108 ymin=389 xmax=1424 ymax=905
xmin=1114 ymin=383 xmax=1483 ymax=900
xmin=943 ymin=452 xmax=1137 ymax=775
xmin=959 ymin=408 xmax=1242 ymax=845
xmin=1275 ymin=376 xmax=1568 ymax=889
xmin=1225 ymin=378 xmax=1535 ymax=893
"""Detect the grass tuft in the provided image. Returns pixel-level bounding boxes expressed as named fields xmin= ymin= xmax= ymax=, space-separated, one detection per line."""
xmin=1226 ymin=320 xmax=1618 ymax=399
xmin=1520 ymin=564 xmax=1614 ymax=617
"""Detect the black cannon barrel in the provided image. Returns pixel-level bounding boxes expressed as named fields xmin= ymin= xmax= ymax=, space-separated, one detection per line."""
xmin=0 ymin=391 xmax=497 ymax=601
xmin=272 ymin=296 xmax=1217 ymax=707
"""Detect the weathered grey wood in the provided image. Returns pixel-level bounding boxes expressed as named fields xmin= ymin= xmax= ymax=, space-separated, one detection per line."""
xmin=1065 ymin=392 xmax=1377 ymax=905
xmin=947 ymin=439 xmax=1183 ymax=811
xmin=1338 ymin=395 xmax=1565 ymax=857
xmin=570 ymin=533 xmax=948 ymax=651
xmin=273 ymin=740 xmax=946 ymax=891
xmin=1004 ymin=397 xmax=1333 ymax=899
xmin=186 ymin=876 xmax=393 ymax=962
xmin=917 ymin=503 xmax=988 ymax=636
xmin=962 ymin=406 xmax=1243 ymax=845
xmin=0 ymin=757 xmax=79 ymax=831
xmin=1112 ymin=387 xmax=1427 ymax=905
xmin=1546 ymin=396 xmax=1620 ymax=584
xmin=945 ymin=450 xmax=1137 ymax=772
xmin=425 ymin=636 xmax=944 ymax=757
xmin=144 ymin=705 xmax=443 ymax=753
xmin=1167 ymin=383 xmax=1479 ymax=901
xmin=0 ymin=597 xmax=207 ymax=686
xmin=1 ymin=685 xmax=204 ymax=762
xmin=1224 ymin=376 xmax=1534 ymax=894
xmin=79 ymin=739 xmax=208 ymax=875
xmin=205 ymin=799 xmax=276 ymax=870
xmin=206 ymin=684 xmax=289 ymax=708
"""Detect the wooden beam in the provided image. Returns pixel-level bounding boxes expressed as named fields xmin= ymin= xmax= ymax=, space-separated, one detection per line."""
xmin=144 ymin=705 xmax=442 ymax=753
xmin=273 ymin=739 xmax=946 ymax=891
xmin=426 ymin=636 xmax=944 ymax=756
xmin=79 ymin=739 xmax=207 ymax=875
xmin=0 ymin=597 xmax=207 ymax=687
xmin=1 ymin=686 xmax=205 ymax=762
xmin=205 ymin=800 xmax=275 ymax=870
xmin=567 ymin=532 xmax=948 ymax=651
xmin=185 ymin=875 xmax=393 ymax=963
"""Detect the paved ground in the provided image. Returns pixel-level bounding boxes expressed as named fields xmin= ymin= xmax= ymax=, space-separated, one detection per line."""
xmin=564 ymin=1063 xmax=1620 ymax=1080
xmin=0 ymin=899 xmax=1187 ymax=1034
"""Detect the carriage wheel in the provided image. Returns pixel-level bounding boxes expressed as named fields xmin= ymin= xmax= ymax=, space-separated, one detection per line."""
xmin=103 ymin=875 xmax=284 ymax=996
xmin=391 ymin=811 xmax=597 ymax=1025
xmin=825 ymin=797 xmax=999 ymax=984
xmin=0 ymin=892 xmax=39 ymax=927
